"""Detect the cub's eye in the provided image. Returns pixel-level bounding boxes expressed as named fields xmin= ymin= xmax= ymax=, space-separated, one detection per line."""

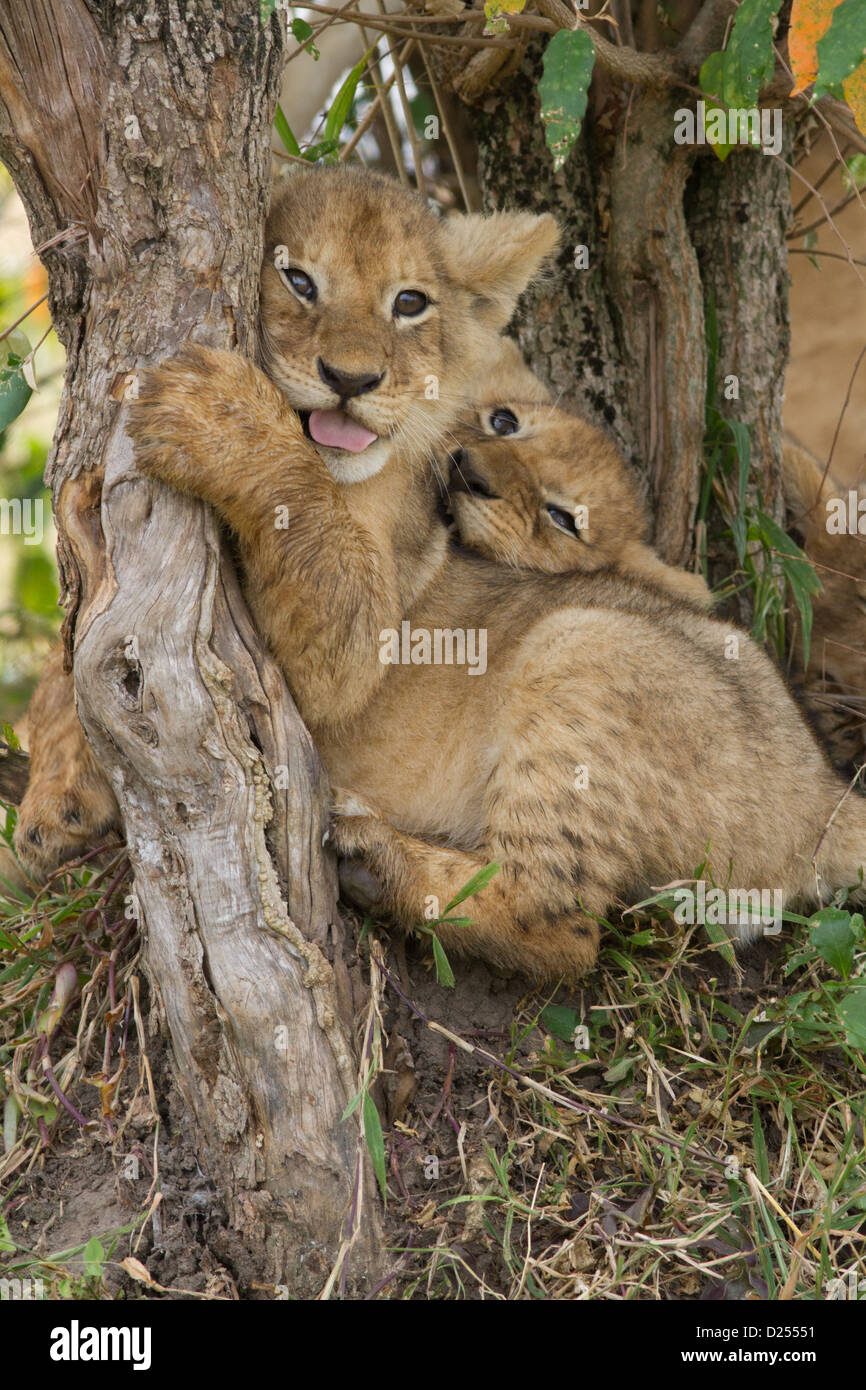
xmin=394 ymin=289 xmax=429 ymax=318
xmin=490 ymin=408 xmax=519 ymax=437
xmin=546 ymin=504 xmax=580 ymax=536
xmin=281 ymin=268 xmax=317 ymax=303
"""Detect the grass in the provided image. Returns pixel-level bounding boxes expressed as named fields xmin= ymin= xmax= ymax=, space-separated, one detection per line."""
xmin=374 ymin=896 xmax=866 ymax=1301
xmin=0 ymin=799 xmax=157 ymax=1298
xmin=1 ymin=803 xmax=864 ymax=1301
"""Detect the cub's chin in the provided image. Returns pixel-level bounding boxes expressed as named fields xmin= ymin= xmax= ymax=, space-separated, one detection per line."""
xmin=314 ymin=436 xmax=395 ymax=484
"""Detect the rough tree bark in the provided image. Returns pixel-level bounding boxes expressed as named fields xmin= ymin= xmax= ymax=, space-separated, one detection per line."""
xmin=0 ymin=0 xmax=383 ymax=1295
xmin=468 ymin=35 xmax=792 ymax=576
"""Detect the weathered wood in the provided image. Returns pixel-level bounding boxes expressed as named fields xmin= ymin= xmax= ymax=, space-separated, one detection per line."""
xmin=0 ymin=0 xmax=382 ymax=1295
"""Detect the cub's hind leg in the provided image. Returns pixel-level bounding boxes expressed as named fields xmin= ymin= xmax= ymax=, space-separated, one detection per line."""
xmin=331 ymin=790 xmax=600 ymax=981
xmin=13 ymin=648 xmax=119 ymax=877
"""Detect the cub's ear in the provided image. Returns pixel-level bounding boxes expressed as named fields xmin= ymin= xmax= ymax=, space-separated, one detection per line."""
xmin=439 ymin=210 xmax=560 ymax=329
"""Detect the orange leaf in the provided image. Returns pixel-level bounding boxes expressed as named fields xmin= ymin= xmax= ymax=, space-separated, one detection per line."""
xmin=789 ymin=0 xmax=844 ymax=94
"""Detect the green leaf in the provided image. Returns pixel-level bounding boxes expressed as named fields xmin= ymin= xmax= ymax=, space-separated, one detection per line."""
xmin=728 ymin=419 xmax=751 ymax=509
xmin=83 ymin=1236 xmax=105 ymax=1279
xmin=603 ymin=1054 xmax=637 ymax=1084
xmin=291 ymin=17 xmax=314 ymax=43
xmin=290 ymin=17 xmax=319 ymax=58
xmin=539 ymin=29 xmax=595 ymax=172
xmin=274 ymin=104 xmax=301 ymax=158
xmin=721 ymin=0 xmax=780 ymax=108
xmin=2 ymin=721 xmax=20 ymax=751
xmin=443 ymin=861 xmax=500 ymax=913
xmin=698 ymin=54 xmax=735 ymax=161
xmin=302 ymin=138 xmax=340 ymax=164
xmin=363 ymin=1091 xmax=387 ymax=1203
xmin=699 ymin=49 xmax=726 ymax=99
xmin=541 ymin=1004 xmax=580 ymax=1043
xmin=0 ymin=1211 xmax=15 ymax=1254
xmin=839 ymin=987 xmax=866 ymax=1050
xmin=815 ymin=0 xmax=866 ymax=97
xmin=752 ymin=509 xmax=821 ymax=665
xmin=0 ymin=329 xmax=33 ymax=432
xmin=809 ymin=907 xmax=858 ymax=979
xmin=324 ymin=50 xmax=373 ymax=146
xmin=431 ymin=933 xmax=455 ymax=988
xmin=843 ymin=153 xmax=866 ymax=193
xmin=703 ymin=918 xmax=738 ymax=968
xmin=341 ymin=1086 xmax=363 ymax=1122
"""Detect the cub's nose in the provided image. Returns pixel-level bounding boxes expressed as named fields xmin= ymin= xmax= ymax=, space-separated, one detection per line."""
xmin=317 ymin=358 xmax=384 ymax=400
xmin=449 ymin=449 xmax=493 ymax=498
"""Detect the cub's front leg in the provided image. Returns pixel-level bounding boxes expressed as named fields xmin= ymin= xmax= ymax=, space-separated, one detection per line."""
xmin=126 ymin=346 xmax=397 ymax=730
xmin=330 ymin=790 xmax=599 ymax=983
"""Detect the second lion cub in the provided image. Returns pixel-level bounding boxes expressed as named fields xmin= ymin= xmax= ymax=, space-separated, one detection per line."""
xmin=329 ymin=350 xmax=866 ymax=979
xmin=448 ymin=344 xmax=712 ymax=607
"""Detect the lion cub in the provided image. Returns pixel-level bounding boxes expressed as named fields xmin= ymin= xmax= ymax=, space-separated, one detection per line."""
xmin=448 ymin=347 xmax=712 ymax=607
xmin=328 ymin=363 xmax=866 ymax=979
xmin=13 ymin=167 xmax=558 ymax=877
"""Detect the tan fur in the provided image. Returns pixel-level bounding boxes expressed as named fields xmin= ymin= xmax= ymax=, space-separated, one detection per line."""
xmin=13 ymin=648 xmax=119 ymax=876
xmin=782 ymin=436 xmax=866 ymax=764
xmin=13 ymin=166 xmax=557 ymax=875
xmin=326 ymin=541 xmax=866 ymax=982
xmin=15 ymin=170 xmax=866 ymax=987
xmin=446 ymin=380 xmax=713 ymax=608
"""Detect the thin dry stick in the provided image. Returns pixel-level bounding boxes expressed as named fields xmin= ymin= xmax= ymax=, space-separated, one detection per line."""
xmin=363 ymin=32 xmax=410 ymax=183
xmin=783 ymin=158 xmax=866 ymax=290
xmin=789 ymin=248 xmax=866 ymax=267
xmin=792 ymin=187 xmax=864 ymax=241
xmin=418 ymin=44 xmax=472 ymax=213
xmin=792 ymin=146 xmax=851 ymax=218
xmin=298 ymin=7 xmax=519 ymax=48
xmin=379 ymin=1 xmax=427 ymax=198
xmin=0 ymin=293 xmax=49 ymax=343
xmin=811 ymin=763 xmax=866 ymax=898
xmin=825 ymin=340 xmax=866 ymax=478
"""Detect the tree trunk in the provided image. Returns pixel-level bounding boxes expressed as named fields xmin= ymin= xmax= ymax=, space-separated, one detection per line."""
xmin=0 ymin=0 xmax=382 ymax=1296
xmin=468 ymin=36 xmax=792 ymax=580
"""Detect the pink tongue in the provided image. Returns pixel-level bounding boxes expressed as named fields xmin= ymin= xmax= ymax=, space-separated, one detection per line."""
xmin=308 ymin=409 xmax=378 ymax=453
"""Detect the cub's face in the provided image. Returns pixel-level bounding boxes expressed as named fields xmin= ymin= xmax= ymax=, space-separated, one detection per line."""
xmin=447 ymin=397 xmax=647 ymax=574
xmin=259 ymin=167 xmax=558 ymax=484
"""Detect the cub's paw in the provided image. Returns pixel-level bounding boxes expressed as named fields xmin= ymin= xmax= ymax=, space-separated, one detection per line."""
xmin=13 ymin=775 xmax=120 ymax=881
xmin=329 ymin=786 xmax=387 ymax=860
xmin=329 ymin=789 xmax=386 ymax=911
xmin=126 ymin=345 xmax=300 ymax=494
xmin=331 ymin=786 xmax=379 ymax=821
